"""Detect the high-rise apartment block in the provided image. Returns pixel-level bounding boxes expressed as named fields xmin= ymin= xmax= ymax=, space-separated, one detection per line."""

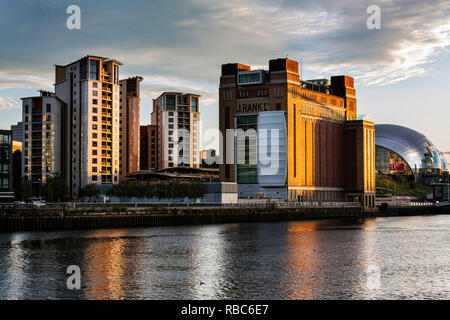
xmin=140 ymin=125 xmax=158 ymax=170
xmin=119 ymin=76 xmax=142 ymax=181
xmin=54 ymin=56 xmax=122 ymax=194
xmin=219 ymin=58 xmax=375 ymax=207
xmin=11 ymin=122 xmax=23 ymax=143
xmin=20 ymin=56 xmax=144 ymax=196
xmin=151 ymin=92 xmax=201 ymax=169
xmin=0 ymin=130 xmax=13 ymax=201
xmin=21 ymin=91 xmax=65 ymax=194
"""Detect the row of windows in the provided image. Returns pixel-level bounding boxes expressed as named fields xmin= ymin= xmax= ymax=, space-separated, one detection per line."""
xmin=23 ymin=104 xmax=52 ymax=114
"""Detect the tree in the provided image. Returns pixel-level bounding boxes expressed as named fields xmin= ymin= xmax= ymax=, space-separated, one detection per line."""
xmin=42 ymin=176 xmax=70 ymax=202
xmin=14 ymin=177 xmax=31 ymax=201
xmin=187 ymin=182 xmax=208 ymax=199
xmin=78 ymin=184 xmax=100 ymax=199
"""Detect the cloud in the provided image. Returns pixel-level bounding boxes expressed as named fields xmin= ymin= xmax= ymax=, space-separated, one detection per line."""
xmin=0 ymin=96 xmax=20 ymax=110
xmin=1 ymin=0 xmax=450 ymax=88
xmin=0 ymin=72 xmax=52 ymax=90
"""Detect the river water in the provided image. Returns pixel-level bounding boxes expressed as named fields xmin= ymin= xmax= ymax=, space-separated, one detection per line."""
xmin=0 ymin=215 xmax=449 ymax=300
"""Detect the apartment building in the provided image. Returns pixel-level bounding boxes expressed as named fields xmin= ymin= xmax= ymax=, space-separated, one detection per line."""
xmin=0 ymin=130 xmax=13 ymax=201
xmin=21 ymin=91 xmax=66 ymax=196
xmin=54 ymin=56 xmax=121 ymax=195
xmin=11 ymin=122 xmax=22 ymax=143
xmin=140 ymin=124 xmax=158 ymax=170
xmin=151 ymin=92 xmax=201 ymax=169
xmin=119 ymin=76 xmax=142 ymax=180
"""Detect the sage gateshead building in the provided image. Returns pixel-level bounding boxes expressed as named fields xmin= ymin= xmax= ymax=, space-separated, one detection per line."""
xmin=219 ymin=58 xmax=376 ymax=207
xmin=375 ymin=124 xmax=448 ymax=183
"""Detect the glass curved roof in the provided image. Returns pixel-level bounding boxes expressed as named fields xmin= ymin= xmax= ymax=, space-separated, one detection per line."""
xmin=375 ymin=124 xmax=448 ymax=178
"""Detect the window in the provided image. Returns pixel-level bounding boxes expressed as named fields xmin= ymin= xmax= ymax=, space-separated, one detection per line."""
xmin=92 ymin=176 xmax=97 ymax=181
xmin=166 ymin=95 xmax=175 ymax=110
xmin=92 ymin=167 xmax=97 ymax=172
xmin=93 ymin=108 xmax=98 ymax=113
xmin=92 ymin=141 xmax=97 ymax=147
xmin=92 ymin=150 xmax=97 ymax=155
xmin=93 ymin=91 xmax=98 ymax=96
xmin=93 ymin=158 xmax=97 ymax=164
xmin=114 ymin=65 xmax=119 ymax=84
xmin=168 ymin=118 xmax=174 ymax=123
xmin=93 ymin=99 xmax=98 ymax=105
xmin=92 ymin=124 xmax=97 ymax=130
xmin=89 ymin=59 xmax=99 ymax=80
xmin=191 ymin=97 xmax=198 ymax=112
xmin=169 ymin=124 xmax=174 ymax=129
xmin=93 ymin=116 xmax=97 ymax=121
xmin=25 ymin=105 xmax=29 ymax=113
xmin=238 ymin=71 xmax=262 ymax=85
xmin=46 ymin=104 xmax=51 ymax=112
xmin=93 ymin=133 xmax=97 ymax=138
xmin=93 ymin=82 xmax=98 ymax=88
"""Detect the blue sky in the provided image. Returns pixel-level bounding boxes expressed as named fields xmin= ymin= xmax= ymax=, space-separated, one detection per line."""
xmin=1 ymin=0 xmax=449 ymax=156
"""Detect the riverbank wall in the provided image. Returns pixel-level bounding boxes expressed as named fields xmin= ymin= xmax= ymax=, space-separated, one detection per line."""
xmin=1 ymin=205 xmax=449 ymax=233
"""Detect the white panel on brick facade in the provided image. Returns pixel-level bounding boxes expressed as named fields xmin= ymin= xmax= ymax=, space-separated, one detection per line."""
xmin=257 ymin=111 xmax=287 ymax=187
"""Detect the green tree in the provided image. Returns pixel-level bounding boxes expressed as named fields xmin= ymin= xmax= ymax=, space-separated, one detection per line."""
xmin=42 ymin=176 xmax=70 ymax=202
xmin=187 ymin=182 xmax=208 ymax=199
xmin=79 ymin=184 xmax=101 ymax=199
xmin=14 ymin=177 xmax=31 ymax=201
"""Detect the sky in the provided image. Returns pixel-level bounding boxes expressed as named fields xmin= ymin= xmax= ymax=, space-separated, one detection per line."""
xmin=0 ymin=0 xmax=449 ymax=154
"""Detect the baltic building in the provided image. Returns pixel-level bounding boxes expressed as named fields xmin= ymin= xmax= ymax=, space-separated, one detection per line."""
xmin=219 ymin=58 xmax=376 ymax=206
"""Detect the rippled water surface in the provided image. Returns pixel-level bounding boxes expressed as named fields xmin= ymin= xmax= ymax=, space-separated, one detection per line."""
xmin=1 ymin=215 xmax=450 ymax=299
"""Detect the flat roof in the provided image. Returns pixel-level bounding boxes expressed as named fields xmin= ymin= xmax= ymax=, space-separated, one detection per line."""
xmin=55 ymin=55 xmax=123 ymax=67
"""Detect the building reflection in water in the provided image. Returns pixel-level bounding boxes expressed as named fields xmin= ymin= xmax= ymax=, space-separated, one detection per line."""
xmin=5 ymin=235 xmax=29 ymax=300
xmin=82 ymin=230 xmax=128 ymax=299
xmin=282 ymin=221 xmax=321 ymax=299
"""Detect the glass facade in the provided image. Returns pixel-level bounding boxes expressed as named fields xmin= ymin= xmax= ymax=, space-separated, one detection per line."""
xmin=166 ymin=95 xmax=175 ymax=110
xmin=375 ymin=124 xmax=448 ymax=180
xmin=376 ymin=146 xmax=413 ymax=175
xmin=89 ymin=59 xmax=99 ymax=80
xmin=238 ymin=72 xmax=261 ymax=85
xmin=191 ymin=97 xmax=198 ymax=112
xmin=236 ymin=116 xmax=257 ymax=184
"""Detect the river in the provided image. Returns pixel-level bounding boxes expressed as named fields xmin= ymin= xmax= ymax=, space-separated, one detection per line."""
xmin=0 ymin=215 xmax=449 ymax=299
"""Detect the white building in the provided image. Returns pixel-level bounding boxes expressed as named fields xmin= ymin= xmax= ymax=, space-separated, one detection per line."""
xmin=54 ymin=56 xmax=121 ymax=195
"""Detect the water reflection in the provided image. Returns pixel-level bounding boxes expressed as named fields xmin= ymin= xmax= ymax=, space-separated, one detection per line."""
xmin=83 ymin=230 xmax=127 ymax=299
xmin=0 ymin=216 xmax=449 ymax=299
